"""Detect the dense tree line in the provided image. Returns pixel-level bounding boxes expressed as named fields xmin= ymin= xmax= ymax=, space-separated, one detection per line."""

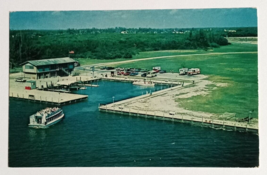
xmin=9 ymin=27 xmax=256 ymax=68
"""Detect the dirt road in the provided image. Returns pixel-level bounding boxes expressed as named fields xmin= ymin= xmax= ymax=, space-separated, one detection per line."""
xmin=85 ymin=51 xmax=257 ymax=67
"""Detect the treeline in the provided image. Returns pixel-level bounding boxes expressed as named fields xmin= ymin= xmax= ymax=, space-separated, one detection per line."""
xmin=224 ymin=27 xmax=257 ymax=37
xmin=10 ymin=27 xmax=253 ymax=68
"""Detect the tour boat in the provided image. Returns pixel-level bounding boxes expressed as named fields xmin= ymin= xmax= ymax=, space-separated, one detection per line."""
xmin=28 ymin=107 xmax=64 ymax=129
xmin=133 ymin=80 xmax=155 ymax=86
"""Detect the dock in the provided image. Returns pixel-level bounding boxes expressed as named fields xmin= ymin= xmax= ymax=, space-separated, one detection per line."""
xmin=9 ymin=75 xmax=98 ymax=105
xmin=99 ymin=104 xmax=258 ymax=133
xmin=98 ymin=85 xmax=258 ymax=133
xmin=9 ymin=89 xmax=88 ymax=105
xmin=102 ymin=76 xmax=181 ymax=86
xmin=77 ymin=84 xmax=99 ymax=87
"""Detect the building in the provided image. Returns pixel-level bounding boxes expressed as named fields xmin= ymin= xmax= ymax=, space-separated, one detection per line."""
xmin=21 ymin=57 xmax=77 ymax=79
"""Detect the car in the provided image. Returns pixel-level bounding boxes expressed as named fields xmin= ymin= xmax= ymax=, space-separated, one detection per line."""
xmin=130 ymin=72 xmax=138 ymax=76
xmin=116 ymin=68 xmax=124 ymax=71
xmin=15 ymin=77 xmax=26 ymax=82
xmin=146 ymin=71 xmax=157 ymax=78
xmin=169 ymin=111 xmax=175 ymax=115
xmin=141 ymin=73 xmax=147 ymax=77
xmin=159 ymin=70 xmax=166 ymax=73
xmin=106 ymin=67 xmax=115 ymax=70
xmin=135 ymin=68 xmax=141 ymax=72
xmin=74 ymin=62 xmax=80 ymax=67
xmin=140 ymin=69 xmax=148 ymax=72
xmin=123 ymin=71 xmax=131 ymax=76
xmin=117 ymin=71 xmax=125 ymax=75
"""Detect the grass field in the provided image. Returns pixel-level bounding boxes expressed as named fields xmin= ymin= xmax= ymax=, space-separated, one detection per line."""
xmin=109 ymin=43 xmax=258 ymax=118
xmin=74 ymin=42 xmax=257 ymax=66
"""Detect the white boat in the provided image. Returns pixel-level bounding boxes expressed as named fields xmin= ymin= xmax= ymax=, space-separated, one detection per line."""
xmin=28 ymin=107 xmax=64 ymax=129
xmin=133 ymin=80 xmax=155 ymax=86
xmin=80 ymin=87 xmax=87 ymax=90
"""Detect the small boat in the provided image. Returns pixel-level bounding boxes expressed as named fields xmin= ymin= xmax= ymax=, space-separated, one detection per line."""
xmin=80 ymin=87 xmax=87 ymax=90
xmin=133 ymin=80 xmax=155 ymax=86
xmin=28 ymin=107 xmax=64 ymax=129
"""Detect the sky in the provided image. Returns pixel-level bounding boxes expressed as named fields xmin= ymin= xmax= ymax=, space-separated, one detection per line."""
xmin=10 ymin=8 xmax=257 ymax=30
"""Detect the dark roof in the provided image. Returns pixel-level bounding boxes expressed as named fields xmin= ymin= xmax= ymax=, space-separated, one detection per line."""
xmin=21 ymin=57 xmax=76 ymax=66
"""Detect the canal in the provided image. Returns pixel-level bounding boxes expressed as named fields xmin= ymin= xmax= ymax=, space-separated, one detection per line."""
xmin=9 ymin=80 xmax=259 ymax=167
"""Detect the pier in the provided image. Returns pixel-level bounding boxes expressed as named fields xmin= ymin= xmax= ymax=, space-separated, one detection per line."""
xmin=9 ymin=75 xmax=99 ymax=105
xmin=9 ymin=89 xmax=88 ymax=105
xmin=102 ymin=76 xmax=181 ymax=86
xmin=98 ymin=84 xmax=258 ymax=133
xmin=99 ymin=104 xmax=258 ymax=133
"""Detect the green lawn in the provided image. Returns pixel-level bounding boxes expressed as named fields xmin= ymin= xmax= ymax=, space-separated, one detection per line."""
xmin=76 ymin=43 xmax=257 ymax=66
xmin=108 ymin=44 xmax=258 ymax=118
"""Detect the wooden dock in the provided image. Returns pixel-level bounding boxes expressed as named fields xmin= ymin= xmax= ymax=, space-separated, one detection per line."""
xmin=9 ymin=89 xmax=88 ymax=105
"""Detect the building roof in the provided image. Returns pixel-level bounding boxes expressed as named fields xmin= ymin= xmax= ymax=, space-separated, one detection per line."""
xmin=21 ymin=57 xmax=76 ymax=66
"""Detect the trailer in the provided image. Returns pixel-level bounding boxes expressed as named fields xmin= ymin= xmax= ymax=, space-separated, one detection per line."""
xmin=153 ymin=67 xmax=161 ymax=72
xmin=195 ymin=68 xmax=201 ymax=74
xmin=187 ymin=68 xmax=198 ymax=76
xmin=179 ymin=68 xmax=189 ymax=75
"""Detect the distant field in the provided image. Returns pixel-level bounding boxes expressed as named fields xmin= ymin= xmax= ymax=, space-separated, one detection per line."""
xmin=227 ymin=37 xmax=257 ymax=44
xmin=74 ymin=43 xmax=257 ymax=66
xmin=109 ymin=43 xmax=258 ymax=118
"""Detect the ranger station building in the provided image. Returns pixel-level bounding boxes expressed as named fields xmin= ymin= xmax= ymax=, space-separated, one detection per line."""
xmin=21 ymin=57 xmax=76 ymax=79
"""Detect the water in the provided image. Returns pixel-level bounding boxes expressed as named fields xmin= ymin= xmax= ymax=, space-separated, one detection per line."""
xmin=9 ymin=81 xmax=259 ymax=167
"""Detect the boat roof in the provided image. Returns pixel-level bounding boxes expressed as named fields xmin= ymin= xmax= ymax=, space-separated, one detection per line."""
xmin=56 ymin=80 xmax=77 ymax=86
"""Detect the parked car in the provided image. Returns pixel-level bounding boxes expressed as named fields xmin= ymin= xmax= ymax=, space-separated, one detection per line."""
xmin=169 ymin=111 xmax=175 ymax=115
xmin=106 ymin=67 xmax=115 ymax=70
xmin=135 ymin=68 xmax=141 ymax=72
xmin=141 ymin=73 xmax=147 ymax=77
xmin=15 ymin=77 xmax=26 ymax=82
xmin=117 ymin=71 xmax=124 ymax=75
xmin=147 ymin=71 xmax=157 ymax=78
xmin=140 ymin=69 xmax=148 ymax=72
xmin=116 ymin=67 xmax=124 ymax=71
xmin=130 ymin=72 xmax=138 ymax=76
xmin=123 ymin=71 xmax=131 ymax=76
xmin=159 ymin=70 xmax=166 ymax=73
xmin=74 ymin=61 xmax=80 ymax=67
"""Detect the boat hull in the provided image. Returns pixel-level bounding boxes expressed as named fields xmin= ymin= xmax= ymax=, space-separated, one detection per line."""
xmin=133 ymin=82 xmax=155 ymax=86
xmin=28 ymin=113 xmax=65 ymax=129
